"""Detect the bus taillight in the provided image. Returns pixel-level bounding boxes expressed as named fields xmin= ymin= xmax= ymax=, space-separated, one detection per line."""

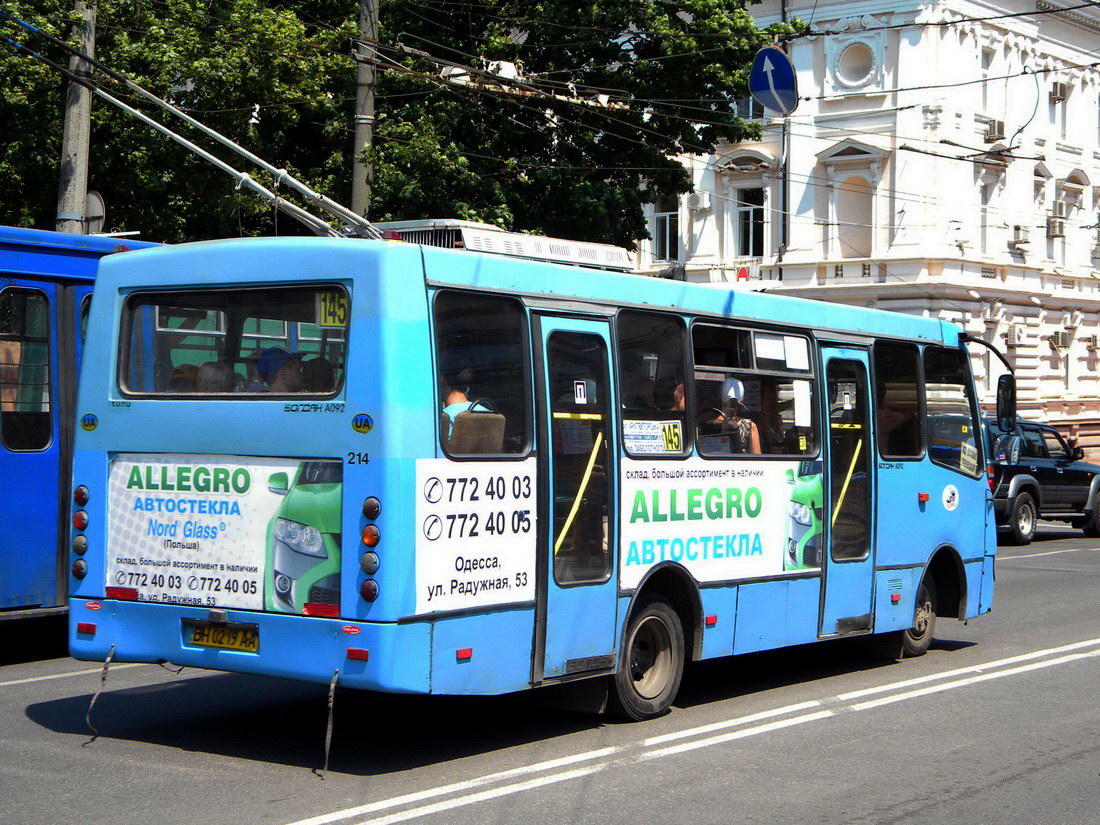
xmin=362 ymin=497 xmax=381 ymax=519
xmin=359 ymin=580 xmax=379 ymax=602
xmin=73 ymin=485 xmax=89 ymax=506
xmin=986 ymin=462 xmax=997 ymax=492
xmin=361 ymin=525 xmax=380 ymax=547
xmin=73 ymin=510 xmax=89 ymax=530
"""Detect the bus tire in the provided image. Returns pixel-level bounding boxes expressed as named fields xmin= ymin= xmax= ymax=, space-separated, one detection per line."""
xmin=609 ymin=596 xmax=684 ymax=721
xmin=1007 ymin=492 xmax=1037 ymax=545
xmin=901 ymin=578 xmax=936 ymax=657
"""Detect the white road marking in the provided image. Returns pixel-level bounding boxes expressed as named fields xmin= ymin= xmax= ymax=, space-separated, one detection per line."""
xmin=0 ymin=663 xmax=147 ymax=689
xmin=286 ymin=638 xmax=1100 ymax=825
xmin=1000 ymin=547 xmax=1100 ymax=560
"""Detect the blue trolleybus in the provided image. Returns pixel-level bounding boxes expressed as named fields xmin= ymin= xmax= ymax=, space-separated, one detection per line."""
xmin=69 ymin=236 xmax=1005 ymax=718
xmin=0 ymin=226 xmax=156 ymax=621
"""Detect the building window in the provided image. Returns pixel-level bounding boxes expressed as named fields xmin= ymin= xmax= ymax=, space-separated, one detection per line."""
xmin=732 ymin=187 xmax=765 ymax=258
xmin=734 ymin=97 xmax=765 ymax=120
xmin=653 ymin=195 xmax=681 ymax=262
xmin=836 ymin=176 xmax=872 ymax=258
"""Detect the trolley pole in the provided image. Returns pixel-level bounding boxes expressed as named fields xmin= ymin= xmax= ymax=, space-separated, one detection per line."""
xmin=56 ymin=0 xmax=96 ymax=234
xmin=351 ymin=0 xmax=378 ymax=218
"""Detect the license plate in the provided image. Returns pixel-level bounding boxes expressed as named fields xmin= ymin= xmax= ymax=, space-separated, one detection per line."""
xmin=184 ymin=621 xmax=259 ymax=652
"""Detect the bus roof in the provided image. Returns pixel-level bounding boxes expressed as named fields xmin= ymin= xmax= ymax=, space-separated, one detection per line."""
xmin=0 ymin=224 xmax=159 ymax=282
xmin=98 ymin=235 xmax=960 ymax=347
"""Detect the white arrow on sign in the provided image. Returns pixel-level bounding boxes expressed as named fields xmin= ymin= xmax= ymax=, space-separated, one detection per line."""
xmin=762 ymin=55 xmax=781 ymax=109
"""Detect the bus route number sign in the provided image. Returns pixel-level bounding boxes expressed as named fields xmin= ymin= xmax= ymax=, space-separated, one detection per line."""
xmin=661 ymin=421 xmax=682 ymax=452
xmin=317 ymin=291 xmax=349 ymax=327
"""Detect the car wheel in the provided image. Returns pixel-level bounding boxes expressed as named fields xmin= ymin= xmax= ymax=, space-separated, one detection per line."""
xmin=1083 ymin=507 xmax=1100 ymax=538
xmin=1007 ymin=492 xmax=1037 ymax=545
xmin=608 ymin=596 xmax=684 ymax=721
xmin=901 ymin=578 xmax=937 ymax=657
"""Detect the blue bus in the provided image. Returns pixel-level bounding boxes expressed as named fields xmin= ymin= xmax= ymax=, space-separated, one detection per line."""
xmin=0 ymin=226 xmax=156 ymax=621
xmin=69 ymin=236 xmax=1006 ymax=719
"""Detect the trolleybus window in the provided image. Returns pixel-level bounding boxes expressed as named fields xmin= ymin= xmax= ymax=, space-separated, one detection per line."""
xmin=119 ymin=286 xmax=348 ymax=396
xmin=433 ymin=291 xmax=530 ymax=456
xmin=691 ymin=323 xmax=817 ymax=457
xmin=617 ymin=310 xmax=688 ymax=456
xmin=873 ymin=342 xmax=923 ymax=458
xmin=923 ymin=346 xmax=980 ymax=476
xmin=0 ymin=288 xmax=52 ymax=451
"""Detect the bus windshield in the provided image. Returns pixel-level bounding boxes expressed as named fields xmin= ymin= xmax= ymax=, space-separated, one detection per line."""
xmin=119 ymin=286 xmax=348 ymax=396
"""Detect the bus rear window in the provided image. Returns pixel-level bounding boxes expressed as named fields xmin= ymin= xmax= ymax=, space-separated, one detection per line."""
xmin=120 ymin=286 xmax=348 ymax=396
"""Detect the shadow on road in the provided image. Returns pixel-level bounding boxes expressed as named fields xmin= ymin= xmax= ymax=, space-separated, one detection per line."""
xmin=0 ymin=614 xmax=69 ymax=666
xmin=23 ymin=633 xmax=974 ymax=776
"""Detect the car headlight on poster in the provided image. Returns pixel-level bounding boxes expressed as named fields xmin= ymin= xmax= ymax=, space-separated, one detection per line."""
xmin=789 ymin=502 xmax=813 ymax=526
xmin=274 ymin=518 xmax=327 ymax=557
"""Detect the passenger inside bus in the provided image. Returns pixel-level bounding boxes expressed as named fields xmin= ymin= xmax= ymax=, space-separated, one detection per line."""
xmin=167 ymin=363 xmax=198 ymax=392
xmin=696 ymin=377 xmax=761 ymax=454
xmin=196 ymin=361 xmax=235 ymax=393
xmin=258 ymin=347 xmax=304 ymax=393
xmin=301 ymin=356 xmax=337 ymax=393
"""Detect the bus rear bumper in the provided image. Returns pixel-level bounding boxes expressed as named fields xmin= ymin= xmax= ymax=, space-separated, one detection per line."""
xmin=68 ymin=599 xmax=431 ymax=694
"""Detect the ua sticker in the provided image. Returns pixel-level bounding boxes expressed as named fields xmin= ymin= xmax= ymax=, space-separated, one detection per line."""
xmin=942 ymin=484 xmax=959 ymax=512
xmin=352 ymin=413 xmax=374 ymax=434
xmin=80 ymin=414 xmax=98 ymax=431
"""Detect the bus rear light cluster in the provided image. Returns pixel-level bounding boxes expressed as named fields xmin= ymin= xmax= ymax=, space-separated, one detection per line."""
xmin=986 ymin=463 xmax=996 ymax=492
xmin=73 ymin=485 xmax=90 ymax=506
xmin=360 ymin=496 xmax=381 ymax=602
xmin=72 ymin=535 xmax=88 ymax=555
xmin=71 ymin=559 xmax=88 ymax=580
xmin=72 ymin=510 xmax=89 ymax=531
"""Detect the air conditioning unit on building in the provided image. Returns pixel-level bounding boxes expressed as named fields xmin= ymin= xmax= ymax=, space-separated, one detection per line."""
xmin=1006 ymin=325 xmax=1027 ymax=347
xmin=1050 ymin=330 xmax=1073 ymax=349
xmin=1052 ymin=200 xmax=1068 ymax=219
xmin=984 ymin=120 xmax=1005 ymax=142
xmin=1047 ymin=216 xmax=1066 ymax=238
xmin=1050 ymin=81 xmax=1069 ymax=103
xmin=1086 ymin=334 xmax=1100 ymax=351
xmin=1010 ymin=225 xmax=1030 ymax=246
xmin=686 ymin=192 xmax=710 ymax=212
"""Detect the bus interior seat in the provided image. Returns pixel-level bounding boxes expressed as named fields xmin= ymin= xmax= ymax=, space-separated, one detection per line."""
xmin=448 ymin=409 xmax=506 ymax=454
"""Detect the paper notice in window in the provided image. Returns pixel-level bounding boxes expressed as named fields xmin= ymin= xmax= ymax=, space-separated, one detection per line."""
xmin=793 ymin=381 xmax=812 ymax=427
xmin=784 ymin=336 xmax=810 ymax=370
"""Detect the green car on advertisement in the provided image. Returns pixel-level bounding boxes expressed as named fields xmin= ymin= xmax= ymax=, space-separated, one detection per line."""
xmin=264 ymin=461 xmax=343 ymax=614
xmin=785 ymin=461 xmax=823 ymax=570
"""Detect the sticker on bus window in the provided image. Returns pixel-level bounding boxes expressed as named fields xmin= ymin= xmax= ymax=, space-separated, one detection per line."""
xmin=624 ymin=420 xmax=683 ymax=454
xmin=317 ymin=291 xmax=349 ymax=328
xmin=960 ymin=441 xmax=978 ymax=475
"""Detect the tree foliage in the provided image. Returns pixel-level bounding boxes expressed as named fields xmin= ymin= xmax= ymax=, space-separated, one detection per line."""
xmin=0 ymin=1 xmax=792 ymax=245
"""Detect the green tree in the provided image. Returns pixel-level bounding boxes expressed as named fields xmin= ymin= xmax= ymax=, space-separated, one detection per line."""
xmin=0 ymin=1 xmax=792 ymax=246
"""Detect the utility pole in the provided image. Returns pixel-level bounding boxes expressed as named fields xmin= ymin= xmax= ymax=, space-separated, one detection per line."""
xmin=55 ymin=0 xmax=96 ymax=233
xmin=351 ymin=0 xmax=378 ymax=218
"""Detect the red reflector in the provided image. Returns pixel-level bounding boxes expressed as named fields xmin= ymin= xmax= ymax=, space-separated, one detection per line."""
xmin=917 ymin=492 xmax=930 ymax=503
xmin=105 ymin=587 xmax=138 ymax=600
xmin=705 ymin=614 xmax=718 ymax=627
xmin=891 ymin=593 xmax=901 ymax=604
xmin=76 ymin=622 xmax=96 ymax=635
xmin=456 ymin=647 xmax=473 ymax=662
xmin=346 ymin=647 xmax=369 ymax=661
xmin=303 ymin=603 xmax=340 ymax=617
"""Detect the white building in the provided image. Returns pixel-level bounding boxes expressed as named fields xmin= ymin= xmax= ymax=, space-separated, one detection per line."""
xmin=637 ymin=0 xmax=1100 ymax=447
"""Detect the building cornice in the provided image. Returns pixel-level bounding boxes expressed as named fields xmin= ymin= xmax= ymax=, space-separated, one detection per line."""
xmin=1034 ymin=0 xmax=1100 ymax=35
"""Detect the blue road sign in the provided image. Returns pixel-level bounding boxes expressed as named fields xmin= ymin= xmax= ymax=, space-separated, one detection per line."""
xmin=748 ymin=47 xmax=798 ymax=116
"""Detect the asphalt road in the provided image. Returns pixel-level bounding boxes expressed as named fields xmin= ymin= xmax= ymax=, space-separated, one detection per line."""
xmin=2 ymin=527 xmax=1097 ymax=825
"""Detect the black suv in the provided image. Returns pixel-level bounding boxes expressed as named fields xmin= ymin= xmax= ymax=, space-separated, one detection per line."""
xmin=986 ymin=417 xmax=1100 ymax=544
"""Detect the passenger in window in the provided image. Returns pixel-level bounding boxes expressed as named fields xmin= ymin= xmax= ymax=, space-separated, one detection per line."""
xmin=877 ymin=387 xmax=918 ymax=455
xmin=658 ymin=379 xmax=685 ymax=411
xmin=720 ymin=378 xmax=761 ymax=454
xmin=258 ymin=347 xmax=304 ymax=393
xmin=196 ymin=361 xmax=235 ymax=393
xmin=302 ymin=356 xmax=336 ymax=393
xmin=167 ymin=363 xmax=198 ymax=392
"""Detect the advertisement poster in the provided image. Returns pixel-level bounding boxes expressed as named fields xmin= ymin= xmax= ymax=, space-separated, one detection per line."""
xmin=620 ymin=456 xmax=823 ymax=589
xmin=414 ymin=458 xmax=537 ymax=614
xmin=107 ymin=454 xmax=342 ymax=613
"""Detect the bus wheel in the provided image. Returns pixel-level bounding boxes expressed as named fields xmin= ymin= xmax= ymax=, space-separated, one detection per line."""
xmin=1007 ymin=492 xmax=1036 ymax=545
xmin=901 ymin=578 xmax=937 ymax=657
xmin=609 ymin=596 xmax=684 ymax=721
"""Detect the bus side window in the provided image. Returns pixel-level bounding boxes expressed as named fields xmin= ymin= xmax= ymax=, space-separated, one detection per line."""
xmin=433 ymin=291 xmax=530 ymax=456
xmin=617 ymin=310 xmax=688 ymax=456
xmin=923 ymin=346 xmax=980 ymax=476
xmin=873 ymin=342 xmax=923 ymax=458
xmin=0 ymin=289 xmax=52 ymax=452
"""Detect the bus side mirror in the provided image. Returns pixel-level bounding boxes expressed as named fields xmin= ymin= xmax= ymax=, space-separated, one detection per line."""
xmin=268 ymin=472 xmax=289 ymax=495
xmin=995 ymin=374 xmax=1016 ymax=433
xmin=993 ymin=434 xmax=1022 ymax=466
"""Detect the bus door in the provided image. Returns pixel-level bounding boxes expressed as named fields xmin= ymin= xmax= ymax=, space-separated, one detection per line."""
xmin=533 ymin=315 xmax=618 ymax=680
xmin=0 ymin=280 xmax=63 ymax=611
xmin=819 ymin=347 xmax=875 ymax=636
